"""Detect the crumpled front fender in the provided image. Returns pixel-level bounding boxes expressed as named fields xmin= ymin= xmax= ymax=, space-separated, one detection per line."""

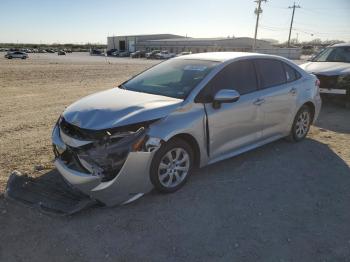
xmin=55 ymin=151 xmax=155 ymax=206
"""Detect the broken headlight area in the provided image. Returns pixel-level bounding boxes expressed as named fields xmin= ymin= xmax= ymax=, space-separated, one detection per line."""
xmin=316 ymin=74 xmax=350 ymax=92
xmin=55 ymin=126 xmax=148 ymax=182
xmin=54 ymin=118 xmax=163 ymax=182
xmin=77 ymin=128 xmax=148 ymax=182
xmin=338 ymin=75 xmax=350 ymax=91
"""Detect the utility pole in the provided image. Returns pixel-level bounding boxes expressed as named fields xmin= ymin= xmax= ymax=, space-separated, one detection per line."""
xmin=253 ymin=0 xmax=267 ymax=51
xmin=287 ymin=2 xmax=301 ymax=47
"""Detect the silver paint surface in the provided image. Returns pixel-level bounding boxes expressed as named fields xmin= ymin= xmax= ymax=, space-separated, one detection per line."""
xmin=63 ymin=88 xmax=182 ymax=130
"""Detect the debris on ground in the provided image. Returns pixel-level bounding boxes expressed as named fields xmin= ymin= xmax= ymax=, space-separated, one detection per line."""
xmin=34 ymin=164 xmax=45 ymax=171
xmin=5 ymin=171 xmax=99 ymax=215
xmin=11 ymin=170 xmax=22 ymax=176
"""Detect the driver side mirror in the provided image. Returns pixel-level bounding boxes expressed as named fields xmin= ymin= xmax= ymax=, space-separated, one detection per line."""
xmin=212 ymin=89 xmax=240 ymax=109
xmin=214 ymin=89 xmax=240 ymax=102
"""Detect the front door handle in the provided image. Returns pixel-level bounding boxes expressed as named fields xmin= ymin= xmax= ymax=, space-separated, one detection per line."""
xmin=253 ymin=98 xmax=265 ymax=106
xmin=289 ymin=87 xmax=297 ymax=95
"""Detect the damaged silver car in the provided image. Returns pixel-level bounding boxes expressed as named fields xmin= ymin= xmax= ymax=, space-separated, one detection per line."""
xmin=52 ymin=52 xmax=322 ymax=206
xmin=300 ymin=42 xmax=350 ymax=107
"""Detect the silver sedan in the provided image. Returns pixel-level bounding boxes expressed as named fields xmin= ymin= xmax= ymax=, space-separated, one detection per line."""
xmin=5 ymin=51 xmax=28 ymax=59
xmin=52 ymin=52 xmax=322 ymax=206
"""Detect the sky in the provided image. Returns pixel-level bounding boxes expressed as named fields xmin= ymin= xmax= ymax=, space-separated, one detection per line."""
xmin=0 ymin=0 xmax=349 ymax=44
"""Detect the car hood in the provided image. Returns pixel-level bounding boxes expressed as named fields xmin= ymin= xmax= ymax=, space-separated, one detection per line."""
xmin=62 ymin=88 xmax=183 ymax=130
xmin=300 ymin=62 xmax=350 ymax=76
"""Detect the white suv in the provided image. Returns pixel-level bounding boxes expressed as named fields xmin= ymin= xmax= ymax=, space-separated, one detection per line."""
xmin=300 ymin=43 xmax=350 ymax=106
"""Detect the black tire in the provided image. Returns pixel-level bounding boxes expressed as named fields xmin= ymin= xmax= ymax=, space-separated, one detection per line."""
xmin=287 ymin=105 xmax=312 ymax=142
xmin=150 ymin=138 xmax=194 ymax=193
xmin=8 ymin=56 xmax=12 ymax=59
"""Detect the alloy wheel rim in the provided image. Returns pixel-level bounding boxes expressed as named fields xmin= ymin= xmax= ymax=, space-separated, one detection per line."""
xmin=295 ymin=111 xmax=310 ymax=138
xmin=158 ymin=148 xmax=190 ymax=188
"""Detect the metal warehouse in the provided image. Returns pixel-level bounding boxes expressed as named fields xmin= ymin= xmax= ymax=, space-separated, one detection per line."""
xmin=107 ymin=34 xmax=273 ymax=53
xmin=107 ymin=34 xmax=185 ymax=52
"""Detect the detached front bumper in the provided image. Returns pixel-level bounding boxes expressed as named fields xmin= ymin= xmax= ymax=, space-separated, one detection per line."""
xmin=52 ymin=124 xmax=156 ymax=206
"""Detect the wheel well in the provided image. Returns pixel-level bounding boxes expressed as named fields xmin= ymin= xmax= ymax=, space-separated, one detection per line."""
xmin=303 ymin=102 xmax=316 ymax=122
xmin=170 ymin=133 xmax=200 ymax=167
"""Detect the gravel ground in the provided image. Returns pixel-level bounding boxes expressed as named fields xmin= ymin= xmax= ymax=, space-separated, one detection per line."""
xmin=0 ymin=53 xmax=349 ymax=262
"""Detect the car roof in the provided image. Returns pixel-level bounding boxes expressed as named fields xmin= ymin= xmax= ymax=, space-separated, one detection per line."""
xmin=331 ymin=42 xmax=350 ymax=47
xmin=175 ymin=52 xmax=278 ymax=62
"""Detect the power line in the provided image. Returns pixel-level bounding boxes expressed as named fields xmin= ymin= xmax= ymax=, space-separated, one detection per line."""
xmin=287 ymin=2 xmax=301 ymax=47
xmin=261 ymin=24 xmax=289 ymax=30
xmin=253 ymin=0 xmax=267 ymax=50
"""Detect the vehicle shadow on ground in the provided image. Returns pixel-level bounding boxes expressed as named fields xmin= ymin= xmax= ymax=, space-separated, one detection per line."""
xmin=0 ymin=138 xmax=349 ymax=261
xmin=315 ymin=100 xmax=350 ymax=134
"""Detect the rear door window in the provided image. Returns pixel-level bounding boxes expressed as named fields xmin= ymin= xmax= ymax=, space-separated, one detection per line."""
xmin=255 ymin=59 xmax=286 ymax=89
xmin=282 ymin=62 xmax=301 ymax=82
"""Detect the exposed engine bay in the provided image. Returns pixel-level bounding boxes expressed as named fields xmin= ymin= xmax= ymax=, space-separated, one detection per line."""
xmin=56 ymin=117 xmax=155 ymax=182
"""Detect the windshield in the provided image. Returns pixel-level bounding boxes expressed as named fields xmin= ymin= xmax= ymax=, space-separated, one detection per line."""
xmin=313 ymin=46 xmax=350 ymax=63
xmin=122 ymin=59 xmax=219 ymax=99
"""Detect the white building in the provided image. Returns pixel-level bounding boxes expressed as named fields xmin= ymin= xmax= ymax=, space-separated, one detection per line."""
xmin=107 ymin=34 xmax=272 ymax=53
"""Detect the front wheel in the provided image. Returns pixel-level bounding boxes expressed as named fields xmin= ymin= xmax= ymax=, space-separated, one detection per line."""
xmin=288 ymin=105 xmax=312 ymax=142
xmin=150 ymin=138 xmax=193 ymax=193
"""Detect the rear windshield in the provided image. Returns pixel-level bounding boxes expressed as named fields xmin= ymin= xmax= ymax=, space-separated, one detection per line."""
xmin=122 ymin=59 xmax=219 ymax=99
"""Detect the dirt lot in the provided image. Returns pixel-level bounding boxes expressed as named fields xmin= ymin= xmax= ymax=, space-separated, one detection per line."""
xmin=0 ymin=53 xmax=349 ymax=261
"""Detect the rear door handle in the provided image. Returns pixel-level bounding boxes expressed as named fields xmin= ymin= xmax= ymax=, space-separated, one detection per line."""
xmin=253 ymin=98 xmax=265 ymax=106
xmin=289 ymin=87 xmax=297 ymax=95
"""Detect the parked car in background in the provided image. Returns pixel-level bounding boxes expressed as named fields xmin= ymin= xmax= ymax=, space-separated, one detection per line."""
xmin=118 ymin=51 xmax=130 ymax=57
xmin=300 ymin=42 xmax=350 ymax=107
xmin=57 ymin=50 xmax=66 ymax=55
xmin=110 ymin=50 xmax=120 ymax=57
xmin=52 ymin=52 xmax=321 ymax=207
xmin=90 ymin=49 xmax=104 ymax=56
xmin=131 ymin=50 xmax=146 ymax=58
xmin=109 ymin=50 xmax=130 ymax=57
xmin=177 ymin=51 xmax=192 ymax=57
xmin=156 ymin=51 xmax=176 ymax=59
xmin=146 ymin=50 xmax=160 ymax=59
xmin=107 ymin=49 xmax=118 ymax=56
xmin=5 ymin=51 xmax=28 ymax=59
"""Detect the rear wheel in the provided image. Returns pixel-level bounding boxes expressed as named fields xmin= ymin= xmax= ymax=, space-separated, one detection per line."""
xmin=150 ymin=138 xmax=193 ymax=193
xmin=288 ymin=105 xmax=312 ymax=142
